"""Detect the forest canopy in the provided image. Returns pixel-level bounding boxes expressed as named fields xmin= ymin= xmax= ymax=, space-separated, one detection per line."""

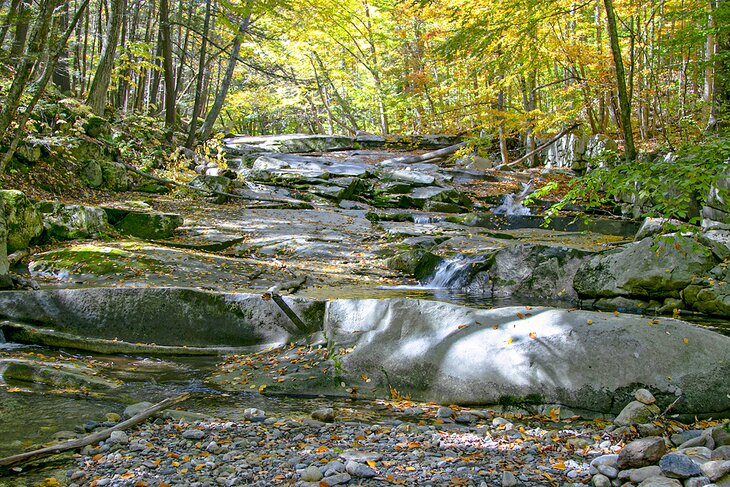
xmin=0 ymin=0 xmax=728 ymax=163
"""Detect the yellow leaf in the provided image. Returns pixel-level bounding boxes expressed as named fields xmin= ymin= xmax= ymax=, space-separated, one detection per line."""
xmin=529 ymin=332 xmax=537 ymax=339
xmin=258 ymin=384 xmax=267 ymax=393
xmin=405 ymin=466 xmax=416 ymax=471
xmin=552 ymin=462 xmax=566 ymax=470
xmin=683 ymin=337 xmax=689 ymax=344
xmin=507 ymin=338 xmax=513 ymax=344
xmin=586 ymin=319 xmax=593 ymax=325
xmin=367 ymin=460 xmax=377 ymax=467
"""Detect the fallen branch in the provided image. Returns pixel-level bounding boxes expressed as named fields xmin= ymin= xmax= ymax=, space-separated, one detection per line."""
xmin=120 ymin=162 xmax=298 ymax=205
xmin=0 ymin=393 xmax=190 ymax=468
xmin=7 ymin=249 xmax=30 ymax=265
xmin=505 ymin=123 xmax=580 ymax=167
xmin=262 ymin=276 xmax=309 ymax=334
xmin=378 ymin=142 xmax=467 ymax=165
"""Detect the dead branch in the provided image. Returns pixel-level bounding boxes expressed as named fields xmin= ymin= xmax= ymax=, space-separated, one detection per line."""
xmin=378 ymin=142 xmax=467 ymax=165
xmin=505 ymin=123 xmax=580 ymax=167
xmin=0 ymin=393 xmax=190 ymax=468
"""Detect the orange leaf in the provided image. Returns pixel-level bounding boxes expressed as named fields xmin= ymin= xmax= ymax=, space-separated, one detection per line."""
xmin=552 ymin=462 xmax=566 ymax=470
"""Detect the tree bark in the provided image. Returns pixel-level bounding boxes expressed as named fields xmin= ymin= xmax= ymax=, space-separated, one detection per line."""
xmin=185 ymin=0 xmax=212 ymax=148
xmin=200 ymin=3 xmax=252 ymax=142
xmin=52 ymin=1 xmax=72 ymax=94
xmin=86 ymin=0 xmax=124 ymax=115
xmin=603 ymin=0 xmax=637 ymax=161
xmin=0 ymin=0 xmax=56 ymax=137
xmin=9 ymin=0 xmax=31 ymax=60
xmin=159 ymin=0 xmax=176 ymax=141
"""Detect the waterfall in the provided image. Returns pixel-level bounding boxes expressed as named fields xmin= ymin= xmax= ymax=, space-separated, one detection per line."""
xmin=493 ymin=181 xmax=533 ymax=216
xmin=422 ymin=255 xmax=483 ymax=289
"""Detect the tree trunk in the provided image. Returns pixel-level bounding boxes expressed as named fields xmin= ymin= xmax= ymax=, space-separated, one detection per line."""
xmin=159 ymin=0 xmax=176 ymax=141
xmin=603 ymin=0 xmax=637 ymax=161
xmin=52 ymin=1 xmax=72 ymax=94
xmin=200 ymin=6 xmax=252 ymax=142
xmin=0 ymin=0 xmax=22 ymax=50
xmin=0 ymin=0 xmax=56 ymax=136
xmin=9 ymin=0 xmax=31 ymax=60
xmin=185 ymin=0 xmax=212 ymax=148
xmin=86 ymin=0 xmax=124 ymax=115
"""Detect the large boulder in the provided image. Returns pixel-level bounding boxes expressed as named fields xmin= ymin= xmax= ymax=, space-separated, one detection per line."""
xmin=545 ymin=134 xmax=618 ymax=172
xmin=574 ymin=235 xmax=718 ymax=300
xmin=189 ymin=175 xmax=234 ymax=203
xmin=0 ymin=288 xmax=324 ymax=349
xmin=103 ymin=208 xmax=183 ymax=240
xmin=38 ymin=202 xmax=109 ymax=240
xmin=0 ymin=199 xmax=11 ymax=289
xmin=0 ymin=190 xmax=43 ymax=253
xmin=99 ymin=160 xmax=129 ymax=191
xmin=682 ymin=266 xmax=730 ymax=317
xmin=472 ymin=244 xmax=591 ymax=301
xmin=324 ymin=299 xmax=730 ymax=414
xmin=702 ymin=171 xmax=730 ymax=229
xmin=226 ymin=134 xmax=356 ymax=153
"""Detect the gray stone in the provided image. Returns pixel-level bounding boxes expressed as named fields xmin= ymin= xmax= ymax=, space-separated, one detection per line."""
xmin=659 ymin=453 xmax=702 ymax=479
xmin=635 ymin=388 xmax=657 ymax=405
xmin=107 ymin=209 xmax=183 ymax=240
xmin=672 ymin=430 xmax=703 ymax=447
xmin=437 ymin=407 xmax=454 ymax=418
xmin=108 ymin=431 xmax=128 ymax=445
xmin=574 ymin=235 xmax=718 ymax=300
xmin=635 ymin=218 xmax=683 ymax=241
xmin=123 ymin=402 xmax=153 ymax=419
xmin=682 ymin=446 xmax=713 ymax=464
xmin=182 ymin=429 xmax=206 ymax=440
xmin=38 ymin=202 xmax=109 ymax=240
xmin=243 ymin=408 xmax=265 ymax=420
xmin=618 ymin=437 xmax=667 ymax=469
xmin=684 ymin=477 xmax=713 ymax=487
xmin=339 ymin=451 xmax=382 ymax=463
xmin=637 ymin=477 xmax=682 ymax=487
xmin=714 ymin=423 xmax=730 ymax=447
xmin=501 ymin=471 xmax=518 ymax=486
xmin=345 ymin=460 xmax=376 ymax=478
xmin=0 ymin=190 xmax=43 ymax=253
xmin=319 ymin=472 xmax=351 ymax=486
xmin=639 ymin=423 xmax=666 ymax=437
xmin=615 ymin=401 xmax=661 ymax=426
xmin=713 ymin=446 xmax=730 ymax=461
xmin=189 ymin=175 xmax=233 ymax=203
xmin=597 ymin=465 xmax=619 ymax=478
xmin=402 ymin=407 xmax=424 ymax=416
xmin=311 ymin=407 xmax=335 ymax=422
xmin=300 ymin=465 xmax=323 ymax=482
xmin=702 ymin=461 xmax=730 ymax=481
xmin=324 ymin=299 xmax=730 ymax=414
xmin=592 ymin=473 xmax=611 ymax=487
xmin=591 ymin=454 xmax=619 ymax=469
xmin=629 ymin=466 xmax=664 ymax=483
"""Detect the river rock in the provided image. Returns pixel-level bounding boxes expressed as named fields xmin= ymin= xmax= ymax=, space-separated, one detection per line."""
xmin=38 ymin=202 xmax=109 ymax=240
xmin=682 ymin=269 xmax=730 ymax=316
xmin=80 ymin=160 xmax=103 ymax=188
xmin=591 ymin=454 xmax=619 ymax=469
xmin=0 ymin=190 xmax=43 ymax=253
xmin=592 ymin=473 xmax=611 ymax=487
xmin=614 ymin=400 xmax=661 ymax=426
xmin=345 ymin=460 xmax=376 ymax=478
xmin=0 ymin=199 xmax=11 ymax=289
xmin=189 ymin=175 xmax=234 ymax=203
xmin=659 ymin=452 xmax=702 ymax=478
xmin=714 ymin=423 xmax=730 ymax=447
xmin=635 ymin=388 xmax=657 ymax=405
xmin=713 ymin=446 xmax=730 ymax=461
xmin=123 ymin=402 xmax=153 ymax=419
xmin=702 ymin=460 xmax=730 ymax=481
xmin=312 ymin=407 xmax=335 ymax=422
xmin=635 ymin=218 xmax=683 ymax=241
xmin=684 ymin=477 xmax=714 ymax=487
xmin=109 ymin=430 xmax=129 ymax=445
xmin=636 ymin=476 xmax=682 ymax=487
xmin=574 ymin=235 xmax=718 ymax=300
xmin=627 ymin=465 xmax=664 ymax=483
xmin=320 ymin=472 xmax=351 ymax=486
xmin=617 ymin=437 xmax=666 ymax=469
xmin=300 ymin=465 xmax=323 ymax=482
xmin=182 ymin=429 xmax=206 ymax=440
xmin=324 ymin=299 xmax=730 ymax=414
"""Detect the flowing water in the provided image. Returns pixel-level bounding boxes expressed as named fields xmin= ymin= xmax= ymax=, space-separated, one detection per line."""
xmin=492 ymin=181 xmax=533 ymax=216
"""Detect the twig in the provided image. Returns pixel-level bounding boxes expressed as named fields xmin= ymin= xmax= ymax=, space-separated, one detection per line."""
xmin=0 ymin=393 xmax=190 ymax=468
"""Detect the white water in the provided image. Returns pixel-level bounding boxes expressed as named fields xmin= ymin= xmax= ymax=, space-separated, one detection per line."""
xmin=422 ymin=255 xmax=483 ymax=289
xmin=493 ymin=181 xmax=533 ymax=216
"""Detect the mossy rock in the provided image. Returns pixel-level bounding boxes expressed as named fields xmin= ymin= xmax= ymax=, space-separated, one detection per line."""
xmin=29 ymin=244 xmax=164 ymax=279
xmin=0 ymin=200 xmax=11 ymax=289
xmin=385 ymin=249 xmax=441 ymax=280
xmin=83 ymin=115 xmax=111 ymax=138
xmin=79 ymin=160 xmax=103 ymax=187
xmin=112 ymin=211 xmax=183 ymax=240
xmin=38 ymin=201 xmax=109 ymax=240
xmin=0 ymin=190 xmax=44 ymax=253
xmin=99 ymin=160 xmax=129 ymax=191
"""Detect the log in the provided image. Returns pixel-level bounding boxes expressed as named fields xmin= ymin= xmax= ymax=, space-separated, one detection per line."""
xmin=504 ymin=123 xmax=580 ymax=168
xmin=0 ymin=393 xmax=190 ymax=468
xmin=378 ymin=142 xmax=467 ymax=165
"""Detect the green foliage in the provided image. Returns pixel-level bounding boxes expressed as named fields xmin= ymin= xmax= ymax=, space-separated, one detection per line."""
xmin=544 ymin=137 xmax=730 ymax=224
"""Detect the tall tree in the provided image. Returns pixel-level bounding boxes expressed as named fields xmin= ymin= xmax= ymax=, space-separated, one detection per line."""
xmin=185 ymin=0 xmax=212 ymax=148
xmin=603 ymin=0 xmax=637 ymax=161
xmin=159 ymin=0 xmax=176 ymax=140
xmin=86 ymin=0 xmax=125 ymax=115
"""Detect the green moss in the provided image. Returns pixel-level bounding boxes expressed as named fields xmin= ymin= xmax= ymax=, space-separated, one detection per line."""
xmin=30 ymin=245 xmax=164 ymax=277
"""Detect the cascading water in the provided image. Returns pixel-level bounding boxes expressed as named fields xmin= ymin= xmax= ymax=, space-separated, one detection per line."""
xmin=421 ymin=255 xmax=484 ymax=289
xmin=493 ymin=181 xmax=533 ymax=216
